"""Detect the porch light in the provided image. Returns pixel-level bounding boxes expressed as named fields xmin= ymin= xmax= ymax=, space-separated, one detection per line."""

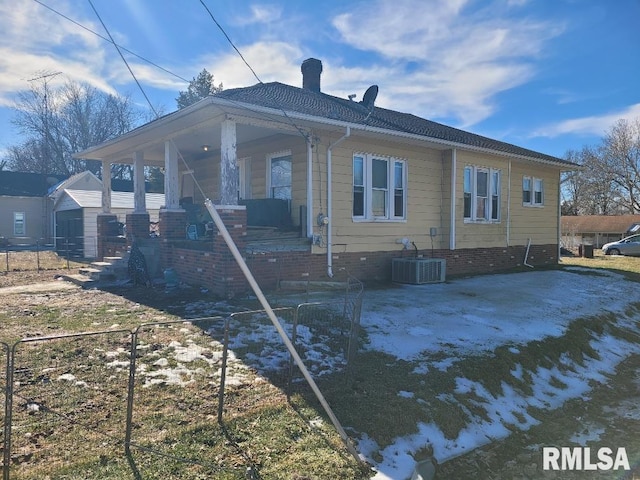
xmin=201 ymin=145 xmax=211 ymax=152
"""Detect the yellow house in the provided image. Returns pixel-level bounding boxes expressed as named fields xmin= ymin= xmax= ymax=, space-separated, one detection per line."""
xmin=74 ymin=58 xmax=575 ymax=296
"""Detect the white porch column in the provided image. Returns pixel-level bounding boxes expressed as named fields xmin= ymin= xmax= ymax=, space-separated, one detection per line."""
xmin=133 ymin=150 xmax=146 ymax=213
xmin=101 ymin=160 xmax=112 ymax=213
xmin=220 ymin=119 xmax=238 ymax=205
xmin=164 ymin=140 xmax=180 ymax=210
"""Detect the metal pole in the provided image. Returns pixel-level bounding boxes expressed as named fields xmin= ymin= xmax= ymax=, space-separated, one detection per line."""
xmin=124 ymin=330 xmax=139 ymax=455
xmin=217 ymin=318 xmax=230 ymax=424
xmin=204 ymin=200 xmax=361 ymax=462
xmin=3 ymin=343 xmax=15 ymax=480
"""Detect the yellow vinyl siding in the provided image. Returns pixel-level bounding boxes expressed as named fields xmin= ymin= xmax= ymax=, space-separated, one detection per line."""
xmin=325 ymin=137 xmax=444 ymax=253
xmin=510 ymin=162 xmax=560 ymax=245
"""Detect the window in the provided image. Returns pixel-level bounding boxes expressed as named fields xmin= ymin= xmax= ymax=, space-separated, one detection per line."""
xmin=463 ymin=166 xmax=501 ymax=222
xmin=523 ymin=176 xmax=544 ymax=206
xmin=14 ymin=212 xmax=25 ymax=236
xmin=268 ymin=152 xmax=291 ymax=200
xmin=352 ymin=154 xmax=406 ymax=220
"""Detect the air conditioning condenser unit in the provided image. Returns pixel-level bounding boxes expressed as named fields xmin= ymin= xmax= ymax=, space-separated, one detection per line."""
xmin=392 ymin=258 xmax=446 ymax=284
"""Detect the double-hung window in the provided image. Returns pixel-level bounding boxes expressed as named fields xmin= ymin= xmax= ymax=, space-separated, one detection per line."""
xmin=523 ymin=176 xmax=544 ymax=206
xmin=353 ymin=154 xmax=406 ymax=221
xmin=14 ymin=212 xmax=25 ymax=236
xmin=268 ymin=152 xmax=292 ymax=200
xmin=463 ymin=166 xmax=500 ymax=222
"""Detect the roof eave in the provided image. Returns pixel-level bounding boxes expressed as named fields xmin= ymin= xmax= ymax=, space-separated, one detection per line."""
xmin=208 ymin=97 xmax=574 ymax=169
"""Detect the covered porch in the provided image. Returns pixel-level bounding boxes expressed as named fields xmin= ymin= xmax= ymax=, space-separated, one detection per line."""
xmin=75 ymin=98 xmax=317 ymax=296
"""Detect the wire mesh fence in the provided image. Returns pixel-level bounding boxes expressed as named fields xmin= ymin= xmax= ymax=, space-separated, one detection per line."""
xmin=124 ymin=318 xmax=250 ymax=479
xmin=1 ymin=241 xmax=88 ymax=273
xmin=8 ymin=330 xmax=132 ymax=480
xmin=0 ymin=280 xmax=365 ymax=479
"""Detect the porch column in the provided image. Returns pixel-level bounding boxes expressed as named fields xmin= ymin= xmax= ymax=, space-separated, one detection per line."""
xmin=127 ymin=150 xmax=150 ymax=244
xmin=101 ymin=160 xmax=112 ymax=213
xmin=220 ymin=119 xmax=238 ymax=205
xmin=164 ymin=140 xmax=180 ymax=210
xmin=133 ymin=150 xmax=146 ymax=213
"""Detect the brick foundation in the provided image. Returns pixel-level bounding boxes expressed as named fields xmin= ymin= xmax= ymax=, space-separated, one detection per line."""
xmin=163 ymin=240 xmax=557 ymax=296
xmin=126 ymin=212 xmax=150 ymax=245
xmin=167 ymin=206 xmax=248 ymax=297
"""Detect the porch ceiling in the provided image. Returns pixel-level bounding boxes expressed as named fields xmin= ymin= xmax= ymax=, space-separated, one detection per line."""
xmin=73 ymin=101 xmax=302 ymax=167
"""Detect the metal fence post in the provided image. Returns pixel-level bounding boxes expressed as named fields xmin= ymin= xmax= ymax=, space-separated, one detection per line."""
xmin=217 ymin=317 xmax=230 ymax=424
xmin=124 ymin=328 xmax=139 ymax=456
xmin=3 ymin=343 xmax=15 ymax=480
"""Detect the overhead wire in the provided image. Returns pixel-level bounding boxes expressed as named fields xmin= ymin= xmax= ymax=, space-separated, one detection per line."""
xmin=198 ymin=0 xmax=311 ymax=142
xmin=86 ymin=0 xmax=209 ymax=201
xmin=33 ymin=0 xmax=190 ymax=84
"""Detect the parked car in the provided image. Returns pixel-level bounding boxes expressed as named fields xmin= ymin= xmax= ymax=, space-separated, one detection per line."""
xmin=602 ymin=234 xmax=640 ymax=256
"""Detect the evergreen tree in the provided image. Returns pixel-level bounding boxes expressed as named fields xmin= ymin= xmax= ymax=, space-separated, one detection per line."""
xmin=176 ymin=69 xmax=223 ymax=109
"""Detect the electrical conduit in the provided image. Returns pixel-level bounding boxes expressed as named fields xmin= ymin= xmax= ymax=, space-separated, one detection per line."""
xmin=326 ymin=127 xmax=351 ymax=277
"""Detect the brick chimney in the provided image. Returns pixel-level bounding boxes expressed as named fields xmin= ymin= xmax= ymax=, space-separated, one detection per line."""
xmin=301 ymin=58 xmax=322 ymax=93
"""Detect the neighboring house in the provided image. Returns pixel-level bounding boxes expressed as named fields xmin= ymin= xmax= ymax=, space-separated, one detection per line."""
xmin=50 ymin=171 xmax=165 ymax=258
xmin=0 ymin=171 xmax=68 ymax=246
xmin=561 ymin=215 xmax=640 ymax=249
xmin=74 ymin=58 xmax=575 ymax=296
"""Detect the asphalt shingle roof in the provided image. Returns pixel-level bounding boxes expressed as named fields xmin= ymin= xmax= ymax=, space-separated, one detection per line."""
xmin=0 ymin=172 xmax=68 ymax=197
xmin=561 ymin=215 xmax=640 ymax=234
xmin=216 ymin=82 xmax=571 ymax=166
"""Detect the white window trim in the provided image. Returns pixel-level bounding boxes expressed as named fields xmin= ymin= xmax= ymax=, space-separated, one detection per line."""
xmin=266 ymin=150 xmax=292 ymax=200
xmin=352 ymin=153 xmax=407 ymax=222
xmin=14 ymin=212 xmax=25 ymax=236
xmin=463 ymin=165 xmax=501 ymax=223
xmin=523 ymin=175 xmax=544 ymax=207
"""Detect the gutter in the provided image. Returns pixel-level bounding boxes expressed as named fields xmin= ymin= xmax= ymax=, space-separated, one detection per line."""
xmin=326 ymin=127 xmax=351 ymax=278
xmin=307 ymin=138 xmax=313 ymax=238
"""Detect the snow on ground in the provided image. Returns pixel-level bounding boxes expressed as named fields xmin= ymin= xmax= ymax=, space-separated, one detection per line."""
xmin=358 ymin=268 xmax=640 ymax=479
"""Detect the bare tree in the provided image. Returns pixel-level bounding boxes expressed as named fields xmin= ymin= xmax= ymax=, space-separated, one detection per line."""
xmin=5 ymin=75 xmax=142 ymax=177
xmin=602 ymin=118 xmax=640 ymax=213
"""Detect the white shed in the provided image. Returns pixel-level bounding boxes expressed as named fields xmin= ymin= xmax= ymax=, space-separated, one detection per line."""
xmin=53 ymin=189 xmax=165 ymax=258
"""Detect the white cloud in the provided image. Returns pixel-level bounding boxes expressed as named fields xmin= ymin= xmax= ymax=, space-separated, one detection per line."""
xmin=533 ymin=103 xmax=640 ymax=138
xmin=331 ymin=0 xmax=564 ymax=126
xmin=199 ymin=41 xmax=304 ymax=89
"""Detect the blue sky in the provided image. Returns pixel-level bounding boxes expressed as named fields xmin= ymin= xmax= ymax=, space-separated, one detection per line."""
xmin=0 ymin=0 xmax=639 ymax=162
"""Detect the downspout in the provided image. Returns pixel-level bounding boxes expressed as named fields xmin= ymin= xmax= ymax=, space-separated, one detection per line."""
xmin=326 ymin=127 xmax=351 ymax=277
xmin=507 ymin=160 xmax=512 ymax=246
xmin=450 ymin=148 xmax=457 ymax=250
xmin=524 ymin=238 xmax=534 ymax=268
xmin=306 ymin=137 xmax=313 ymax=238
xmin=557 ymin=170 xmax=562 ymax=261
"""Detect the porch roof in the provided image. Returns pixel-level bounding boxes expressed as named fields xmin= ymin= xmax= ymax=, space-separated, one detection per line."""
xmin=74 ymin=81 xmax=575 ymax=169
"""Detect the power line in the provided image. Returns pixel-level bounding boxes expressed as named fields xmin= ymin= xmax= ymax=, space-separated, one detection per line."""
xmin=33 ymin=0 xmax=190 ymax=84
xmin=87 ymin=0 xmax=159 ymax=119
xmin=198 ymin=0 xmax=310 ymax=142
xmin=198 ymin=0 xmax=263 ymax=85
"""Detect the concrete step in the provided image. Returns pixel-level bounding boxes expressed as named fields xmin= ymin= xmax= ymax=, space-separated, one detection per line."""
xmin=80 ymin=266 xmax=118 ymax=282
xmin=61 ymin=273 xmax=98 ymax=288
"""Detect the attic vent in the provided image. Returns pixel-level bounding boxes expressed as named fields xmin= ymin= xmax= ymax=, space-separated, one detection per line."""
xmin=392 ymin=258 xmax=446 ymax=284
